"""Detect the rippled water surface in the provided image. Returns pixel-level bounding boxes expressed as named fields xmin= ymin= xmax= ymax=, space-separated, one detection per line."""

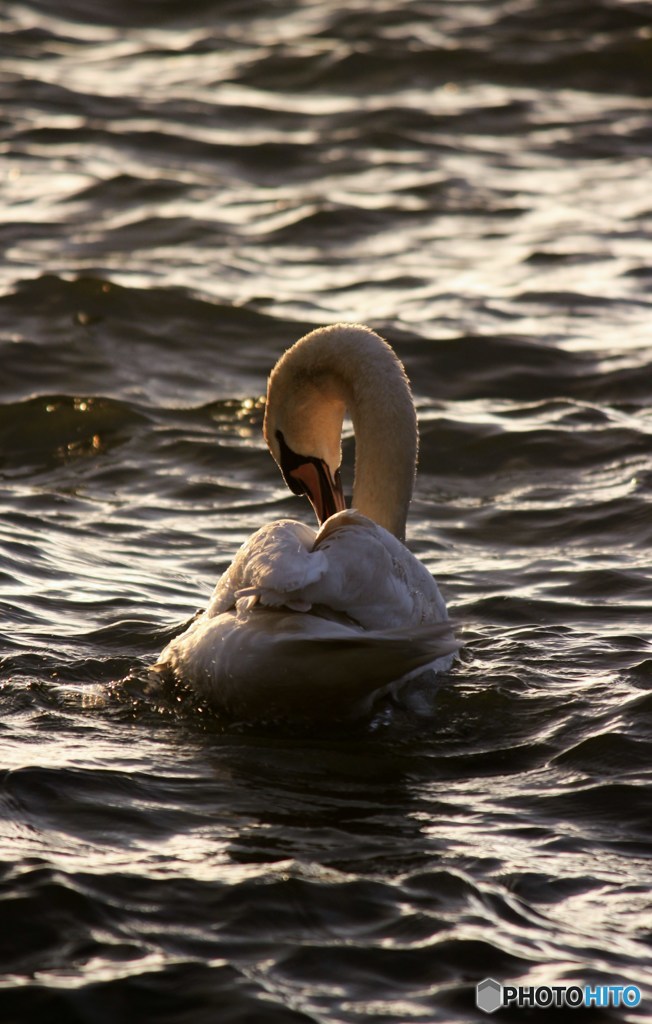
xmin=1 ymin=1 xmax=652 ymax=1021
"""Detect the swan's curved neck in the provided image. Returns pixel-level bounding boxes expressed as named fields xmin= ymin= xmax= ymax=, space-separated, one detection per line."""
xmin=267 ymin=324 xmax=417 ymax=541
xmin=345 ymin=334 xmax=417 ymax=541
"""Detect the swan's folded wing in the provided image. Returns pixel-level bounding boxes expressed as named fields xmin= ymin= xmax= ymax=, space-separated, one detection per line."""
xmin=300 ymin=510 xmax=448 ymax=630
xmin=207 ymin=519 xmax=326 ymax=615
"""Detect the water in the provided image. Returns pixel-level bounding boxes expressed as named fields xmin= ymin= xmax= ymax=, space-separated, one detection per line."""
xmin=1 ymin=1 xmax=652 ymax=1021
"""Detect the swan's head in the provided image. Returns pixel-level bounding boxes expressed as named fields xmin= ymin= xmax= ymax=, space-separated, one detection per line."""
xmin=264 ymin=322 xmax=418 ymax=538
xmin=264 ymin=353 xmax=347 ymax=525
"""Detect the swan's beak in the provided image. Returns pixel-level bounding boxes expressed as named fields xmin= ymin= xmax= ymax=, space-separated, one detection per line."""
xmin=275 ymin=430 xmax=345 ymax=523
xmin=289 ymin=459 xmax=345 ymax=524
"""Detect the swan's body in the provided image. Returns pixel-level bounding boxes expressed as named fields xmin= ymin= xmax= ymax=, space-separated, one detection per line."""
xmin=156 ymin=324 xmax=456 ymax=722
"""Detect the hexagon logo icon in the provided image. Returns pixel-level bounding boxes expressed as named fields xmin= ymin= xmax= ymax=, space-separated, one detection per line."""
xmin=476 ymin=978 xmax=502 ymax=1014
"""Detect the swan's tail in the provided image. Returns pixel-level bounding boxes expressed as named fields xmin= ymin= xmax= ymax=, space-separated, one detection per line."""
xmin=157 ymin=610 xmax=459 ymax=722
xmin=156 ymin=606 xmax=460 ymax=722
xmin=264 ymin=619 xmax=459 ymax=720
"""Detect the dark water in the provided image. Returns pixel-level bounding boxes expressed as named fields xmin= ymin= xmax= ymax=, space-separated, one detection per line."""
xmin=1 ymin=1 xmax=652 ymax=1021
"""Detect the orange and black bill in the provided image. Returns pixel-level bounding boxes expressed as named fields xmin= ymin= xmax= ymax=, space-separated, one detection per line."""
xmin=276 ymin=430 xmax=345 ymax=524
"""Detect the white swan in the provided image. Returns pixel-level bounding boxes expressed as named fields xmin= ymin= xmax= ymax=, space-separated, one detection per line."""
xmin=155 ymin=323 xmax=456 ymax=722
